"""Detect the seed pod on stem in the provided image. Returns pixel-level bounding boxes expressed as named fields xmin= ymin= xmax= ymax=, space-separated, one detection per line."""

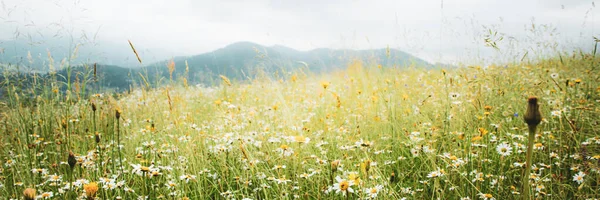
xmin=522 ymin=96 xmax=542 ymax=200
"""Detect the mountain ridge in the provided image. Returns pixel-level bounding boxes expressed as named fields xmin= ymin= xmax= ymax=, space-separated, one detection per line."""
xmin=1 ymin=41 xmax=434 ymax=91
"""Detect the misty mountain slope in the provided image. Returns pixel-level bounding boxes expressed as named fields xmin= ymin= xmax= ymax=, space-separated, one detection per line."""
xmin=0 ymin=38 xmax=173 ymax=70
xmin=1 ymin=41 xmax=433 ymax=91
xmin=146 ymin=41 xmax=433 ymax=84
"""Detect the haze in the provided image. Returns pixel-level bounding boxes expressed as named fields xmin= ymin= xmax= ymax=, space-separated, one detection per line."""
xmin=0 ymin=0 xmax=598 ymax=66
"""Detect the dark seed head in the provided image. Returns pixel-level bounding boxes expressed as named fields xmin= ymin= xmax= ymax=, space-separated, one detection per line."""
xmin=524 ymin=97 xmax=542 ymax=127
xmin=95 ymin=132 xmax=101 ymax=143
xmin=68 ymin=151 xmax=77 ymax=169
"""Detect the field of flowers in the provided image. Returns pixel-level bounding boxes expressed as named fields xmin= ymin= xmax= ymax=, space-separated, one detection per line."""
xmin=0 ymin=56 xmax=599 ymax=199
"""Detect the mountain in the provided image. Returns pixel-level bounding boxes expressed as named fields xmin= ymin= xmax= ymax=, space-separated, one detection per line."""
xmin=145 ymin=41 xmax=433 ymax=84
xmin=1 ymin=41 xmax=433 ymax=93
xmin=0 ymin=37 xmax=173 ymax=70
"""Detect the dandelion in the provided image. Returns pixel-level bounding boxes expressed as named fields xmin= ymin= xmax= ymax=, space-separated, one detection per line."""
xmin=496 ymin=143 xmax=512 ymax=157
xmin=84 ymin=182 xmax=98 ymax=200
xmin=23 ymin=188 xmax=36 ymax=200
xmin=573 ymin=171 xmax=585 ymax=184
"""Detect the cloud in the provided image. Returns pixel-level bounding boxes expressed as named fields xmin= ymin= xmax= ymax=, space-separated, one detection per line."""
xmin=1 ymin=0 xmax=598 ymax=65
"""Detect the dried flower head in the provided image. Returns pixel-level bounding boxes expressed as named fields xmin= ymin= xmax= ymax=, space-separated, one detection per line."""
xmin=115 ymin=109 xmax=122 ymax=120
xmin=331 ymin=160 xmax=340 ymax=173
xmin=524 ymin=97 xmax=542 ymax=127
xmin=68 ymin=151 xmax=76 ymax=169
xmin=95 ymin=132 xmax=101 ymax=143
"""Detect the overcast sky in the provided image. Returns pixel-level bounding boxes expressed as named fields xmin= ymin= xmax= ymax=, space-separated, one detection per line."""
xmin=0 ymin=0 xmax=598 ymax=65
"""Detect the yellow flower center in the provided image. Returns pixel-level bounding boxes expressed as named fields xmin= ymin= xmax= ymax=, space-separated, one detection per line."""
xmin=370 ymin=188 xmax=378 ymax=194
xmin=339 ymin=181 xmax=349 ymax=191
xmin=280 ymin=144 xmax=289 ymax=150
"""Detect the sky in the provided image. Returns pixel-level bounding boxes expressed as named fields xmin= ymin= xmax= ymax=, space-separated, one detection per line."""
xmin=0 ymin=0 xmax=598 ymax=65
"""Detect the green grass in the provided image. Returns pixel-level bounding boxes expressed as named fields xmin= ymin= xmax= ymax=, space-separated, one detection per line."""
xmin=0 ymin=54 xmax=599 ymax=200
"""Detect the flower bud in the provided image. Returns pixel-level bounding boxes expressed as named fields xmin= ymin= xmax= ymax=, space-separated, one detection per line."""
xmin=524 ymin=97 xmax=542 ymax=127
xmin=68 ymin=151 xmax=77 ymax=169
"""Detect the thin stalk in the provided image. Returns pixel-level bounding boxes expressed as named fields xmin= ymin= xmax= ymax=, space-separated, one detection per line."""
xmin=523 ymin=125 xmax=536 ymax=200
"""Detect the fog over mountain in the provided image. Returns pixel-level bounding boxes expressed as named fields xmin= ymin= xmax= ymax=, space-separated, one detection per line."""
xmin=0 ymin=0 xmax=598 ymax=66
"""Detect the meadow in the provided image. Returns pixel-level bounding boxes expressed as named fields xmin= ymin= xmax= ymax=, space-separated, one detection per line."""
xmin=0 ymin=52 xmax=599 ymax=200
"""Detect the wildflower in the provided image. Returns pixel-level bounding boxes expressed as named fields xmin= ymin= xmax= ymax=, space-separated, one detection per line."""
xmin=355 ymin=139 xmax=373 ymax=148
xmin=477 ymin=193 xmax=495 ymax=200
xmin=550 ymin=110 xmax=561 ymax=118
xmin=4 ymin=159 xmax=14 ymax=167
xmin=272 ymin=165 xmax=286 ymax=170
xmin=534 ymin=143 xmax=544 ymax=150
xmin=329 ymin=176 xmax=354 ymax=195
xmin=535 ymin=184 xmax=545 ymax=192
xmin=573 ymin=171 xmax=585 ymax=184
xmin=47 ymin=174 xmax=62 ymax=183
xmin=427 ymin=168 xmax=445 ymax=178
xmin=449 ymin=92 xmax=460 ymax=99
xmin=321 ymin=81 xmax=330 ymax=89
xmin=165 ymin=181 xmax=177 ymax=190
xmin=496 ymin=143 xmax=512 ymax=157
xmin=23 ymin=188 xmax=36 ymax=200
xmin=550 ymin=73 xmax=559 ymax=79
xmin=274 ymin=176 xmax=291 ymax=184
xmin=84 ymin=182 xmax=99 ymax=199
xmin=179 ymin=174 xmax=197 ymax=183
xmin=276 ymin=144 xmax=294 ymax=157
xmin=31 ymin=168 xmax=49 ymax=176
xmin=37 ymin=191 xmax=54 ymax=199
xmin=131 ymin=164 xmax=153 ymax=176
xmin=292 ymin=135 xmax=310 ymax=144
xmin=364 ymin=185 xmax=384 ymax=199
